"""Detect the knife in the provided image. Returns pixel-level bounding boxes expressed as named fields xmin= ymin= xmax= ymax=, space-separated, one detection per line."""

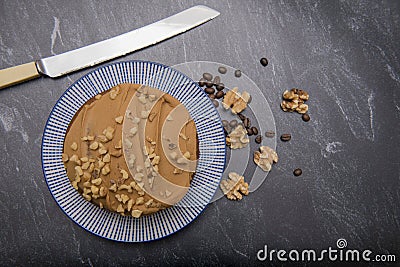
xmin=0 ymin=5 xmax=219 ymax=89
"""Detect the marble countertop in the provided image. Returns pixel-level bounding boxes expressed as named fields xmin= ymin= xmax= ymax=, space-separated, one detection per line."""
xmin=0 ymin=0 xmax=399 ymax=265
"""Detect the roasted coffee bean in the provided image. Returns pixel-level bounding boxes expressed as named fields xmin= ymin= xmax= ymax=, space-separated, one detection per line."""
xmin=255 ymin=135 xmax=262 ymax=144
xmin=198 ymin=78 xmax=206 ymax=87
xmin=205 ymin=87 xmax=215 ymax=94
xmin=280 ymin=134 xmax=291 ymax=142
xmin=203 ymin=72 xmax=213 ymax=81
xmin=244 ymin=117 xmax=251 ymax=128
xmin=213 ymin=99 xmax=219 ymax=108
xmin=251 ymin=127 xmax=258 ymax=135
xmin=293 ymin=168 xmax=302 ymax=176
xmin=216 ymin=83 xmax=225 ymax=91
xmin=234 ymin=69 xmax=242 ymax=77
xmin=209 ymin=93 xmax=216 ymax=99
xmin=302 ymin=113 xmax=310 ymax=122
xmin=218 ymin=66 xmax=227 ymax=74
xmin=247 ymin=127 xmax=253 ymax=136
xmin=265 ymin=131 xmax=275 ymax=138
xmin=205 ymin=80 xmax=213 ymax=88
xmin=222 ymin=120 xmax=229 ymax=128
xmin=238 ymin=114 xmax=246 ymax=121
xmin=229 ymin=120 xmax=238 ymax=128
xmin=213 ymin=76 xmax=221 ymax=85
xmin=215 ymin=90 xmax=224 ymax=99
xmin=260 ymin=57 xmax=269 ymax=66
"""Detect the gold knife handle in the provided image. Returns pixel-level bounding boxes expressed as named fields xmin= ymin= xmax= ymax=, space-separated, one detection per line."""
xmin=0 ymin=62 xmax=41 ymax=89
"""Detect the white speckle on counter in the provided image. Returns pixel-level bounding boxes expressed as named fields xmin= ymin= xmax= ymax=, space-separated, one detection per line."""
xmin=386 ymin=64 xmax=400 ymax=84
xmin=323 ymin=141 xmax=344 ymax=158
xmin=367 ymin=92 xmax=375 ymax=141
xmin=0 ymin=104 xmax=29 ymax=142
xmin=50 ymin=16 xmax=63 ymax=56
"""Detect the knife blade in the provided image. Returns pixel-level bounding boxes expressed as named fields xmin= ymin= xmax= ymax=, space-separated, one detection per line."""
xmin=0 ymin=5 xmax=219 ymax=89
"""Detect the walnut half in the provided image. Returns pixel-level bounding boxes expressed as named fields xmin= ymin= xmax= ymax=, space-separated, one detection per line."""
xmin=226 ymin=124 xmax=249 ymax=149
xmin=220 ymin=172 xmax=249 ymax=201
xmin=254 ymin=146 xmax=278 ymax=172
xmin=222 ymin=87 xmax=250 ymax=114
xmin=280 ymin=88 xmax=309 ymax=114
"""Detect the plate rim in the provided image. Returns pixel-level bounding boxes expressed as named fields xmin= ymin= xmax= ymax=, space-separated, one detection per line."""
xmin=41 ymin=60 xmax=226 ymax=242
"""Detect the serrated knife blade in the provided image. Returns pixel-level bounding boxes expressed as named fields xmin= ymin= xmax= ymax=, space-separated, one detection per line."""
xmin=0 ymin=5 xmax=219 ymax=89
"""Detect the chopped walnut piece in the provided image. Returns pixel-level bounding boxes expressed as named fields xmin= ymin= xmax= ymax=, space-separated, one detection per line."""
xmin=120 ymin=169 xmax=129 ymax=179
xmin=91 ymin=185 xmax=99 ymax=195
xmin=62 ymin=153 xmax=69 ymax=162
xmin=102 ymin=153 xmax=111 ymax=163
xmin=121 ymin=194 xmax=129 ymax=204
xmin=99 ymin=187 xmax=107 ymax=197
xmin=75 ymin=166 xmax=83 ymax=176
xmin=91 ymin=178 xmax=102 ymax=186
xmin=253 ymin=146 xmax=278 ymax=172
xmin=222 ymin=87 xmax=250 ymax=114
xmin=131 ymin=210 xmax=143 ymax=218
xmin=226 ymin=124 xmax=249 ymax=149
xmin=97 ymin=135 xmax=109 ymax=143
xmin=115 ymin=116 xmax=124 ymax=124
xmin=70 ymin=142 xmax=78 ymax=151
xmin=220 ymin=172 xmax=249 ymax=200
xmin=183 ymin=151 xmax=191 ymax=159
xmin=116 ymin=204 xmax=124 ymax=213
xmin=101 ymin=164 xmax=110 ymax=175
xmin=89 ymin=141 xmax=99 ymax=150
xmin=127 ymin=199 xmax=134 ymax=211
xmin=118 ymin=184 xmax=132 ymax=193
xmin=98 ymin=145 xmax=108 ymax=155
xmin=135 ymin=197 xmax=144 ymax=205
xmin=109 ymin=184 xmax=117 ymax=192
xmin=95 ymin=94 xmax=102 ymax=100
xmin=281 ymin=88 xmax=309 ymax=114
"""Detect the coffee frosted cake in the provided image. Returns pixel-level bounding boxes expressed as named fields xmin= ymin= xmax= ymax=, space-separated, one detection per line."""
xmin=62 ymin=83 xmax=198 ymax=218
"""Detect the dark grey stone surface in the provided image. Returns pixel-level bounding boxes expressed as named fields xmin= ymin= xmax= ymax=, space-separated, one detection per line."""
xmin=0 ymin=0 xmax=399 ymax=265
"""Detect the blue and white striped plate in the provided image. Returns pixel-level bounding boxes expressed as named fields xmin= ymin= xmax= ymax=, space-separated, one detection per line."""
xmin=41 ymin=61 xmax=226 ymax=242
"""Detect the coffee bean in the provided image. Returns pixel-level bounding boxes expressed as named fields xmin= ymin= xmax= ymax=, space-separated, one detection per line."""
xmin=265 ymin=131 xmax=275 ymax=138
xmin=205 ymin=80 xmax=213 ymax=88
xmin=293 ymin=168 xmax=302 ymax=176
xmin=216 ymin=83 xmax=225 ymax=91
xmin=222 ymin=120 xmax=229 ymax=128
xmin=260 ymin=57 xmax=268 ymax=67
xmin=247 ymin=127 xmax=253 ymax=136
xmin=198 ymin=78 xmax=206 ymax=87
xmin=213 ymin=99 xmax=219 ymax=108
xmin=203 ymin=72 xmax=213 ymax=81
xmin=215 ymin=90 xmax=224 ymax=99
xmin=244 ymin=117 xmax=251 ymax=128
xmin=255 ymin=135 xmax=262 ymax=144
xmin=205 ymin=87 xmax=215 ymax=94
xmin=238 ymin=114 xmax=246 ymax=121
xmin=229 ymin=120 xmax=238 ymax=128
xmin=280 ymin=134 xmax=291 ymax=142
xmin=218 ymin=66 xmax=227 ymax=74
xmin=234 ymin=69 xmax=242 ymax=78
xmin=213 ymin=76 xmax=221 ymax=85
xmin=251 ymin=126 xmax=258 ymax=135
xmin=302 ymin=113 xmax=310 ymax=122
xmin=209 ymin=94 xmax=216 ymax=99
